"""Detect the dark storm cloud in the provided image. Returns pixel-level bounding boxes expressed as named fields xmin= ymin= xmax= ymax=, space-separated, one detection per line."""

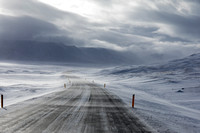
xmin=0 ymin=15 xmax=72 ymax=43
xmin=158 ymin=34 xmax=191 ymax=42
xmin=1 ymin=0 xmax=199 ymax=45
xmin=0 ymin=0 xmax=91 ymax=38
xmin=0 ymin=15 xmax=58 ymax=40
xmin=0 ymin=15 xmax=79 ymax=45
xmin=0 ymin=0 xmax=200 ymax=63
xmin=130 ymin=8 xmax=200 ymax=41
xmin=0 ymin=0 xmax=90 ymax=45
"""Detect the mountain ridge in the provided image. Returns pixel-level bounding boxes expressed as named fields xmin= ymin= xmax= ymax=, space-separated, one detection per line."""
xmin=110 ymin=53 xmax=200 ymax=74
xmin=0 ymin=40 xmax=138 ymax=65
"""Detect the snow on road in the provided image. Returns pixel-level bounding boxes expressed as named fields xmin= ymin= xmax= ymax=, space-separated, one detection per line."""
xmin=1 ymin=55 xmax=200 ymax=133
xmin=0 ymin=75 xmax=152 ymax=133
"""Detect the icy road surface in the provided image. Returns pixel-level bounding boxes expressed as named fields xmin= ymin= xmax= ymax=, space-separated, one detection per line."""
xmin=0 ymin=76 xmax=152 ymax=133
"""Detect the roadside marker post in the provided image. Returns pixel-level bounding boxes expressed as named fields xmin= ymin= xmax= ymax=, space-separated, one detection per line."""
xmin=64 ymin=84 xmax=66 ymax=88
xmin=132 ymin=94 xmax=135 ymax=108
xmin=104 ymin=84 xmax=106 ymax=88
xmin=1 ymin=94 xmax=3 ymax=108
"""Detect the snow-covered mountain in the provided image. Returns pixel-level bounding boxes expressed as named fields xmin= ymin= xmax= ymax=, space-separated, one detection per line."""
xmin=0 ymin=40 xmax=139 ymax=65
xmin=161 ymin=53 xmax=200 ymax=71
xmin=110 ymin=53 xmax=200 ymax=74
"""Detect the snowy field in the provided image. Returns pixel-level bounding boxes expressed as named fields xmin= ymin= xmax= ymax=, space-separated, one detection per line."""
xmin=86 ymin=69 xmax=200 ymax=133
xmin=0 ymin=62 xmax=72 ymax=106
xmin=0 ymin=53 xmax=200 ymax=133
xmin=71 ymin=54 xmax=200 ymax=133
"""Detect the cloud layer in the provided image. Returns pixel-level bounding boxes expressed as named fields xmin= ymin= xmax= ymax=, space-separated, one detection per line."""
xmin=0 ymin=0 xmax=200 ymax=63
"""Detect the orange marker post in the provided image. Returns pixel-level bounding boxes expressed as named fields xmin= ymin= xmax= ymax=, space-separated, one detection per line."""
xmin=132 ymin=94 xmax=135 ymax=108
xmin=1 ymin=94 xmax=3 ymax=108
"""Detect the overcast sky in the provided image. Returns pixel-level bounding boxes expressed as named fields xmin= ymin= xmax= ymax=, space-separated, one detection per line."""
xmin=0 ymin=0 xmax=200 ymax=62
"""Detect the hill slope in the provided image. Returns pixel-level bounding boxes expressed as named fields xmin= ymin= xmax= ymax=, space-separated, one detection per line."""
xmin=110 ymin=53 xmax=200 ymax=74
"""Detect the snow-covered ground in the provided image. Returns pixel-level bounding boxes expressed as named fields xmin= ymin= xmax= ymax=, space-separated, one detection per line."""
xmin=0 ymin=53 xmax=200 ymax=133
xmin=70 ymin=53 xmax=200 ymax=133
xmin=88 ymin=71 xmax=200 ymax=133
xmin=0 ymin=62 xmax=72 ymax=106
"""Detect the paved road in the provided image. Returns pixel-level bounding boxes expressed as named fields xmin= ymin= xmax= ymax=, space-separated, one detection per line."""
xmin=0 ymin=77 xmax=152 ymax=133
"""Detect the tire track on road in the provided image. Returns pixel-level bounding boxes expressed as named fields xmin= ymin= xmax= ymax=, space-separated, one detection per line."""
xmin=0 ymin=78 xmax=152 ymax=133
